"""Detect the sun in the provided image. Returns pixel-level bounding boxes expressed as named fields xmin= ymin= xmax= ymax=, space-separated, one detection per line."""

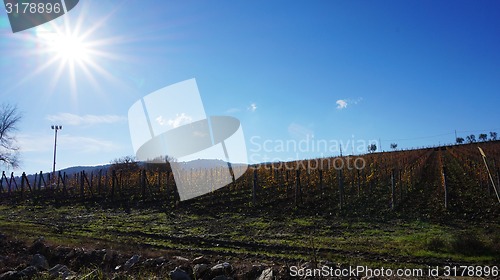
xmin=22 ymin=9 xmax=123 ymax=99
xmin=36 ymin=26 xmax=92 ymax=66
xmin=50 ymin=33 xmax=90 ymax=63
xmin=8 ymin=4 xmax=131 ymax=101
xmin=32 ymin=25 xmax=98 ymax=97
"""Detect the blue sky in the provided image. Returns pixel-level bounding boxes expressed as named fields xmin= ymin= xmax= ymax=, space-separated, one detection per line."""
xmin=0 ymin=0 xmax=499 ymax=174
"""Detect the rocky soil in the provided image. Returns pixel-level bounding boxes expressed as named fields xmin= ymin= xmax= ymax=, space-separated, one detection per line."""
xmin=0 ymin=231 xmax=439 ymax=280
xmin=0 ymin=231 xmax=315 ymax=280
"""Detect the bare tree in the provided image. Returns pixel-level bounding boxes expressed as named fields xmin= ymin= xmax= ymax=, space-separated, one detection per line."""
xmin=0 ymin=104 xmax=22 ymax=168
xmin=490 ymin=132 xmax=498 ymax=141
xmin=466 ymin=134 xmax=476 ymax=143
xmin=368 ymin=144 xmax=377 ymax=153
xmin=478 ymin=133 xmax=488 ymax=142
xmin=109 ymin=155 xmax=139 ymax=173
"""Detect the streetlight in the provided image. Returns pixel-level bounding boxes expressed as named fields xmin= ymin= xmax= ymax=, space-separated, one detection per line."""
xmin=51 ymin=125 xmax=62 ymax=185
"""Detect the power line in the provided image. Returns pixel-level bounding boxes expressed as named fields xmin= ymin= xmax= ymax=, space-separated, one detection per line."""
xmin=384 ymin=132 xmax=454 ymax=142
xmin=383 ymin=128 xmax=500 ymax=142
xmin=456 ymin=128 xmax=500 ymax=134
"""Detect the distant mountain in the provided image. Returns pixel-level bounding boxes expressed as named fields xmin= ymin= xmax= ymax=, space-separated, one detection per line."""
xmin=55 ymin=164 xmax=112 ymax=176
xmin=8 ymin=164 xmax=113 ymax=188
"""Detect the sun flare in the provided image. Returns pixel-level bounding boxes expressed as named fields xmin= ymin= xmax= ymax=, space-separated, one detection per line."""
xmin=51 ymin=33 xmax=90 ymax=63
xmin=27 ymin=14 xmax=121 ymax=98
xmin=36 ymin=27 xmax=91 ymax=65
xmin=9 ymin=5 xmax=128 ymax=100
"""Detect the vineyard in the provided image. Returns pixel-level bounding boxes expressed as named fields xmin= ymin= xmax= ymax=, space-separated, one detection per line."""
xmin=1 ymin=142 xmax=499 ymax=221
xmin=0 ymin=142 xmax=499 ymax=279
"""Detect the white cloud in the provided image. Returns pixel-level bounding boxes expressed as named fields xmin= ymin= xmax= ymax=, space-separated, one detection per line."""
xmin=288 ymin=122 xmax=314 ymax=140
xmin=336 ymin=97 xmax=363 ymax=110
xmin=226 ymin=108 xmax=241 ymax=114
xmin=155 ymin=116 xmax=166 ymax=126
xmin=248 ymin=103 xmax=257 ymax=112
xmin=353 ymin=97 xmax=363 ymax=104
xmin=226 ymin=103 xmax=257 ymax=114
xmin=46 ymin=113 xmax=126 ymax=126
xmin=336 ymin=99 xmax=348 ymax=109
xmin=17 ymin=134 xmax=53 ymax=153
xmin=61 ymin=136 xmax=119 ymax=153
xmin=164 ymin=113 xmax=192 ymax=128
xmin=18 ymin=133 xmax=121 ymax=154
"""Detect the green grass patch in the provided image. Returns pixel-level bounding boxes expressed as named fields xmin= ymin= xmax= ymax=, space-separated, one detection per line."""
xmin=0 ymin=203 xmax=498 ymax=268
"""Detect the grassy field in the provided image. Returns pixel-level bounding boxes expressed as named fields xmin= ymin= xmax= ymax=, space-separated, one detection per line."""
xmin=0 ymin=202 xmax=498 ymax=267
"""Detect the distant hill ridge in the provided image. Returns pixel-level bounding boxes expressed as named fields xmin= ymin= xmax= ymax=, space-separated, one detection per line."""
xmin=16 ymin=159 xmax=245 ymax=183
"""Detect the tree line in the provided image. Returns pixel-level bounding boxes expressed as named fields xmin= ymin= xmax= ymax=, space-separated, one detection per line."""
xmin=456 ymin=132 xmax=497 ymax=144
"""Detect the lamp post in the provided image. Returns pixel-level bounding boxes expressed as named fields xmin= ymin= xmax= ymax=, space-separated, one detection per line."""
xmin=51 ymin=125 xmax=62 ymax=184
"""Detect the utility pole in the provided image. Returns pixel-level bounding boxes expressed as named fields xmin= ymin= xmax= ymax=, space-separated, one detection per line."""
xmin=51 ymin=125 xmax=62 ymax=185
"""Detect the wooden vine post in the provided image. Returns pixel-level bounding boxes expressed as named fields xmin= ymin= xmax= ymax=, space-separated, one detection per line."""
xmin=111 ymin=170 xmax=116 ymax=199
xmin=399 ymin=169 xmax=403 ymax=202
xmin=295 ymin=169 xmax=301 ymax=206
xmin=357 ymin=169 xmax=361 ymax=197
xmin=97 ymin=169 xmax=102 ymax=196
xmin=391 ymin=169 xmax=395 ymax=210
xmin=338 ymin=169 xmax=344 ymax=209
xmin=442 ymin=166 xmax=448 ymax=209
xmin=319 ymin=169 xmax=324 ymax=195
xmin=141 ymin=169 xmax=146 ymax=199
xmin=252 ymin=168 xmax=257 ymax=205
